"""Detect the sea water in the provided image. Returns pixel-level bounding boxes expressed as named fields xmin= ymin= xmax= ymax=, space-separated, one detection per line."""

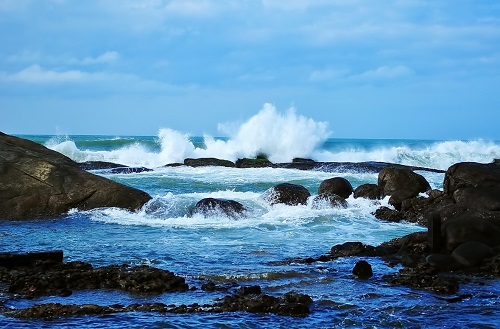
xmin=1 ymin=106 xmax=500 ymax=328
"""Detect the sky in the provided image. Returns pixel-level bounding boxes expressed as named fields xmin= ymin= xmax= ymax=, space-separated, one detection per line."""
xmin=1 ymin=0 xmax=500 ymax=140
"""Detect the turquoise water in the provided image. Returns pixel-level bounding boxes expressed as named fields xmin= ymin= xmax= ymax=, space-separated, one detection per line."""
xmin=1 ymin=133 xmax=500 ymax=328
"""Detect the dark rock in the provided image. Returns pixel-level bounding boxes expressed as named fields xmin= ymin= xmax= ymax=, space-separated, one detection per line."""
xmin=79 ymin=161 xmax=126 ymax=170
xmin=444 ymin=161 xmax=500 ymax=195
xmin=330 ymin=242 xmax=376 ymax=258
xmin=352 ymin=260 xmax=373 ymax=279
xmin=184 ymin=158 xmax=235 ymax=167
xmin=0 ymin=261 xmax=188 ymax=297
xmin=317 ymin=177 xmax=353 ymax=199
xmin=262 ymin=183 xmax=311 ymax=206
xmin=235 ymin=157 xmax=273 ymax=168
xmin=378 ymin=167 xmax=431 ymax=198
xmin=439 ymin=206 xmax=500 ymax=252
xmin=0 ymin=250 xmax=63 ymax=268
xmin=373 ymin=206 xmax=403 ymax=222
xmin=354 ymin=184 xmax=381 ymax=200
xmin=190 ymin=198 xmax=246 ymax=218
xmin=389 ymin=189 xmax=419 ymax=210
xmin=110 ymin=167 xmax=153 ymax=174
xmin=451 ymin=241 xmax=493 ymax=268
xmin=311 ymin=194 xmax=348 ymax=209
xmin=0 ymin=132 xmax=152 ymax=220
xmin=425 ymin=254 xmax=459 ymax=270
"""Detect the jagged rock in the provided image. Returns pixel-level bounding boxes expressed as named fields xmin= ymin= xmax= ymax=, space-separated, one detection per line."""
xmin=262 ymin=183 xmax=311 ymax=206
xmin=0 ymin=132 xmax=152 ymax=220
xmin=0 ymin=260 xmax=189 ymax=297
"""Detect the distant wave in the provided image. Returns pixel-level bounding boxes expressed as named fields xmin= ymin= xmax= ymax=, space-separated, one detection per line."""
xmin=45 ymin=103 xmax=500 ymax=170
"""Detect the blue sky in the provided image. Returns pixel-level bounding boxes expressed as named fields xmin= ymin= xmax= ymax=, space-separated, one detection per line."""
xmin=1 ymin=0 xmax=500 ymax=139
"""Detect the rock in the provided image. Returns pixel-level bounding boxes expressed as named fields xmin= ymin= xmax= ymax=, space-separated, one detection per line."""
xmin=317 ymin=177 xmax=353 ymax=199
xmin=311 ymin=194 xmax=348 ymax=209
xmin=79 ymin=161 xmax=126 ymax=170
xmin=451 ymin=241 xmax=493 ymax=268
xmin=110 ymin=167 xmax=153 ymax=174
xmin=235 ymin=157 xmax=274 ymax=168
xmin=373 ymin=206 xmax=403 ymax=222
xmin=0 ymin=132 xmax=152 ymax=220
xmin=352 ymin=260 xmax=373 ymax=279
xmin=330 ymin=242 xmax=376 ymax=258
xmin=444 ymin=161 xmax=500 ymax=194
xmin=425 ymin=253 xmax=458 ymax=270
xmin=443 ymin=162 xmax=500 ymax=211
xmin=262 ymin=183 xmax=311 ymax=206
xmin=354 ymin=184 xmax=381 ymax=200
xmin=190 ymin=198 xmax=246 ymax=218
xmin=1 ymin=260 xmax=189 ymax=297
xmin=439 ymin=206 xmax=500 ymax=252
xmin=0 ymin=250 xmax=63 ymax=268
xmin=184 ymin=158 xmax=235 ymax=167
xmin=389 ymin=189 xmax=420 ymax=211
xmin=378 ymin=167 xmax=431 ymax=198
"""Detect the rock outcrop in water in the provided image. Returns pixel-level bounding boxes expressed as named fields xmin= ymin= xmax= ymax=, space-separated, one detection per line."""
xmin=0 ymin=132 xmax=152 ymax=220
xmin=279 ymin=160 xmax=500 ymax=294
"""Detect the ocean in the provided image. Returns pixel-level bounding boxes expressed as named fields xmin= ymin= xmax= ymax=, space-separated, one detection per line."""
xmin=1 ymin=111 xmax=500 ymax=328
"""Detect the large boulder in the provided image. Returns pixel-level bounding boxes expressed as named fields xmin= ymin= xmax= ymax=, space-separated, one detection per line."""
xmin=443 ymin=161 xmax=500 ymax=211
xmin=378 ymin=167 xmax=431 ymax=197
xmin=317 ymin=177 xmax=353 ymax=199
xmin=262 ymin=183 xmax=310 ymax=206
xmin=378 ymin=167 xmax=431 ymax=210
xmin=438 ymin=206 xmax=500 ymax=252
xmin=0 ymin=132 xmax=152 ymax=220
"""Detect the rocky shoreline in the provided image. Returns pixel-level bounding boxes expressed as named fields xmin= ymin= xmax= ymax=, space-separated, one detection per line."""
xmin=1 ymin=132 xmax=500 ymax=319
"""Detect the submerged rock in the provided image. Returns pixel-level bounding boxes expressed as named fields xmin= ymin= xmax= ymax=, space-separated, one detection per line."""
xmin=0 ymin=132 xmax=152 ymax=220
xmin=191 ymin=198 xmax=246 ymax=218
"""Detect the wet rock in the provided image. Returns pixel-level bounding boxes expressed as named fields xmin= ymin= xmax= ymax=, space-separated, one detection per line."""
xmin=317 ymin=177 xmax=353 ymax=199
xmin=184 ymin=158 xmax=235 ymax=167
xmin=378 ymin=167 xmax=431 ymax=198
xmin=79 ymin=161 xmax=125 ymax=170
xmin=311 ymin=194 xmax=348 ymax=209
xmin=110 ymin=167 xmax=153 ymax=174
xmin=329 ymin=242 xmax=376 ymax=258
xmin=354 ymin=184 xmax=381 ymax=200
xmin=0 ymin=132 xmax=152 ymax=220
xmin=352 ymin=260 xmax=373 ymax=279
xmin=235 ymin=157 xmax=273 ymax=168
xmin=262 ymin=183 xmax=311 ymax=206
xmin=191 ymin=198 xmax=246 ymax=218
xmin=0 ymin=260 xmax=188 ymax=297
xmin=373 ymin=206 xmax=403 ymax=222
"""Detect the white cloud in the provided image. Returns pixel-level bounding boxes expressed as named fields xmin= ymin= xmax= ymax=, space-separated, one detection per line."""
xmin=0 ymin=64 xmax=99 ymax=83
xmin=356 ymin=65 xmax=413 ymax=80
xmin=78 ymin=51 xmax=120 ymax=65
